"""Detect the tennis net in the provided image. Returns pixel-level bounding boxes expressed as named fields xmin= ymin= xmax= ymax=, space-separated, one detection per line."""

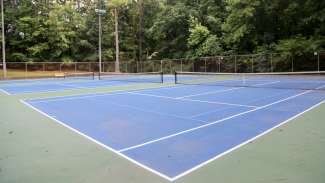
xmin=174 ymin=71 xmax=325 ymax=91
xmin=99 ymin=72 xmax=164 ymax=83
xmin=64 ymin=72 xmax=95 ymax=80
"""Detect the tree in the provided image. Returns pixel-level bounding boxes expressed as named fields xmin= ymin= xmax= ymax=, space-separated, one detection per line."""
xmin=106 ymin=0 xmax=132 ymax=72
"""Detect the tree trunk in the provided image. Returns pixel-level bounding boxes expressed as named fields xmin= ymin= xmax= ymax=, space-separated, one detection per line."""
xmin=77 ymin=0 xmax=80 ymax=9
xmin=114 ymin=7 xmax=120 ymax=72
xmin=138 ymin=0 xmax=143 ymax=62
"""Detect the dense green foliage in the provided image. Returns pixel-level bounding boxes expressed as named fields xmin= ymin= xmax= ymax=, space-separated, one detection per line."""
xmin=2 ymin=0 xmax=325 ymax=62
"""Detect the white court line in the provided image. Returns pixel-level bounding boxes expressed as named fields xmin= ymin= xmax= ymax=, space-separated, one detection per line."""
xmin=3 ymin=84 xmax=104 ymax=95
xmin=176 ymin=80 xmax=281 ymax=100
xmin=189 ymin=85 xmax=299 ymax=119
xmin=188 ymin=105 xmax=245 ymax=118
xmin=0 ymin=88 xmax=11 ymax=95
xmin=25 ymin=85 xmax=167 ymax=101
xmin=182 ymin=98 xmax=258 ymax=108
xmin=108 ymin=100 xmax=206 ymax=123
xmin=176 ymin=87 xmax=243 ymax=99
xmin=20 ymin=88 xmax=325 ymax=181
xmin=127 ymin=91 xmax=258 ymax=108
xmin=28 ymin=91 xmax=127 ymax=102
xmin=8 ymin=78 xmax=160 ymax=95
xmin=29 ymin=87 xmax=256 ymax=109
xmin=55 ymin=83 xmax=96 ymax=90
xmin=170 ymin=100 xmax=325 ymax=181
xmin=20 ymin=99 xmax=174 ymax=181
xmin=118 ymin=89 xmax=314 ymax=153
xmin=25 ymin=84 xmax=184 ymax=102
xmin=254 ymin=81 xmax=281 ymax=86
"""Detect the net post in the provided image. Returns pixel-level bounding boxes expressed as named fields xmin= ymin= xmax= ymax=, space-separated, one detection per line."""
xmin=160 ymin=71 xmax=164 ymax=83
xmin=160 ymin=60 xmax=163 ymax=73
xmin=174 ymin=71 xmax=178 ymax=84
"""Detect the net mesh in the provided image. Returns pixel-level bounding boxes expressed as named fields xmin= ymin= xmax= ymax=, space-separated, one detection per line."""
xmin=64 ymin=72 xmax=95 ymax=80
xmin=175 ymin=71 xmax=325 ymax=91
xmin=99 ymin=72 xmax=164 ymax=83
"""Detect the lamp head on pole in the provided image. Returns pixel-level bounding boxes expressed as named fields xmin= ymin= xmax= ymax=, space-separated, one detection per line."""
xmin=95 ymin=9 xmax=107 ymax=15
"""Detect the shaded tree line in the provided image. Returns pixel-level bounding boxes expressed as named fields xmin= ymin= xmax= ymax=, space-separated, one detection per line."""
xmin=1 ymin=0 xmax=325 ymax=63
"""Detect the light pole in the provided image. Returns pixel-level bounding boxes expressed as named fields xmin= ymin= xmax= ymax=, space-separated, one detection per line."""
xmin=1 ymin=0 xmax=6 ymax=79
xmin=95 ymin=8 xmax=106 ymax=76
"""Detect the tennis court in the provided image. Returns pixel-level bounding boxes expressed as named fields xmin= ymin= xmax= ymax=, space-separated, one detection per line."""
xmin=0 ymin=72 xmax=169 ymax=95
xmin=14 ymin=72 xmax=325 ymax=181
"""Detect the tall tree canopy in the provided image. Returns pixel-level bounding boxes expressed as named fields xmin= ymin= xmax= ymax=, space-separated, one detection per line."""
xmin=2 ymin=0 xmax=325 ymax=62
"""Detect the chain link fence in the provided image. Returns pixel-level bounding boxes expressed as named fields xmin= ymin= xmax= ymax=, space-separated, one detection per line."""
xmin=1 ymin=52 xmax=324 ymax=80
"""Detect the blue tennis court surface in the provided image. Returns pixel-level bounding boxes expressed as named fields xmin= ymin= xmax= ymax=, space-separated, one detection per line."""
xmin=0 ymin=75 xmax=175 ymax=95
xmin=22 ymin=82 xmax=325 ymax=181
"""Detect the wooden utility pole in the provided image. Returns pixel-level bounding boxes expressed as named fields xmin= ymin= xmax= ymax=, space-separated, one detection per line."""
xmin=114 ymin=7 xmax=120 ymax=72
xmin=1 ymin=0 xmax=7 ymax=79
xmin=138 ymin=0 xmax=143 ymax=62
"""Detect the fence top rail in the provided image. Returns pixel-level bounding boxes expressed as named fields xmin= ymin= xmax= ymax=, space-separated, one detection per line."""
xmin=6 ymin=62 xmax=101 ymax=64
xmin=4 ymin=51 xmax=324 ymax=65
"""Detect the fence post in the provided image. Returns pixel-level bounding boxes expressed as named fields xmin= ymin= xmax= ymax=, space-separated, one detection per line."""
xmin=25 ymin=62 xmax=28 ymax=78
xmin=270 ymin=53 xmax=273 ymax=72
xmin=317 ymin=52 xmax=320 ymax=72
xmin=192 ymin=59 xmax=195 ymax=72
xmin=291 ymin=55 xmax=294 ymax=72
xmin=141 ymin=61 xmax=143 ymax=72
xmin=180 ymin=59 xmax=183 ymax=72
xmin=75 ymin=63 xmax=77 ymax=72
xmin=136 ymin=61 xmax=139 ymax=73
xmin=235 ymin=55 xmax=237 ymax=73
xmin=204 ymin=58 xmax=207 ymax=72
xmin=160 ymin=60 xmax=163 ymax=73
xmin=251 ymin=56 xmax=254 ymax=73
